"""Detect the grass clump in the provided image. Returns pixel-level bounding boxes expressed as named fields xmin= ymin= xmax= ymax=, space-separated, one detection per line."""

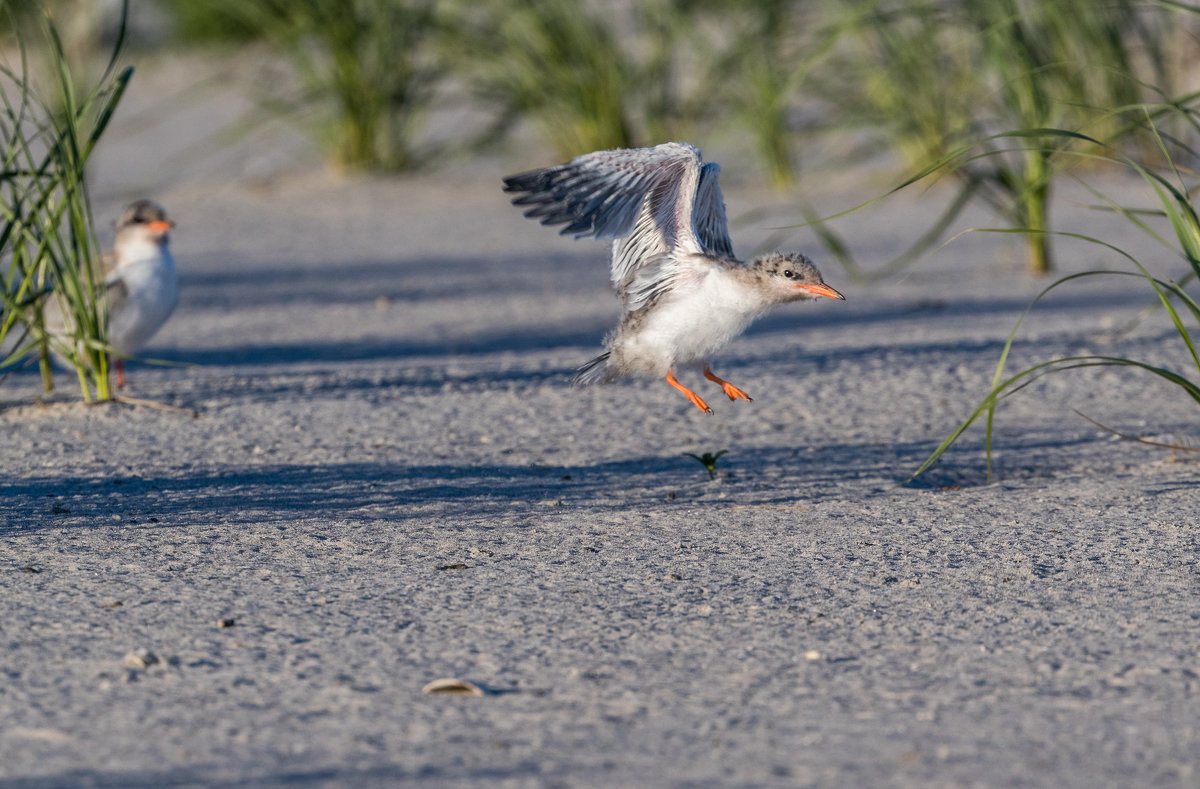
xmin=696 ymin=0 xmax=837 ymax=190
xmin=447 ymin=0 xmax=835 ymax=179
xmin=0 ymin=2 xmax=132 ymax=401
xmin=152 ymin=1 xmax=1190 ymax=234
xmin=912 ymin=120 xmax=1200 ymax=480
xmin=447 ymin=0 xmax=665 ymax=159
xmin=178 ymin=0 xmax=446 ymax=173
xmin=820 ymin=0 xmax=1177 ymax=276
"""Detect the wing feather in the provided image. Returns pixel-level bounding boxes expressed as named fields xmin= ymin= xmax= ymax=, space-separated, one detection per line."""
xmin=105 ymin=275 xmax=129 ymax=316
xmin=503 ymin=142 xmax=734 ymax=312
xmin=695 ymin=163 xmax=734 ymax=257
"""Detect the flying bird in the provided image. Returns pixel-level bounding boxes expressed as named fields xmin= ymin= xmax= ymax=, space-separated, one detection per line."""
xmin=503 ymin=142 xmax=844 ymax=413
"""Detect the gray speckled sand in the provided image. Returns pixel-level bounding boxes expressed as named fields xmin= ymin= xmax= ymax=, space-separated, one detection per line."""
xmin=1 ymin=52 xmax=1198 ymax=789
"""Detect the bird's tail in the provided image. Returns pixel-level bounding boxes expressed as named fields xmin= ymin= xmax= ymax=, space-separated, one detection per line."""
xmin=572 ymin=352 xmax=611 ymax=387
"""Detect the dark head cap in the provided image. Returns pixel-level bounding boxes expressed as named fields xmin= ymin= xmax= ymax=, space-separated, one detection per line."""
xmin=117 ymin=200 xmax=170 ymax=230
xmin=752 ymin=251 xmax=845 ymax=301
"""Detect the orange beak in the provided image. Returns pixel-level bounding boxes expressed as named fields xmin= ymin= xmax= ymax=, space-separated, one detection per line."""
xmin=147 ymin=220 xmax=175 ymax=234
xmin=796 ymin=282 xmax=845 ymax=300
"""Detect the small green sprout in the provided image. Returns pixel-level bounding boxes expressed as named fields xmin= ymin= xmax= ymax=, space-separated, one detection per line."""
xmin=684 ymin=450 xmax=728 ymax=480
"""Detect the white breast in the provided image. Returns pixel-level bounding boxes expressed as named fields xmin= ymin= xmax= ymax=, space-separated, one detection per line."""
xmin=619 ymin=267 xmax=765 ymax=374
xmin=107 ymin=245 xmax=179 ymax=354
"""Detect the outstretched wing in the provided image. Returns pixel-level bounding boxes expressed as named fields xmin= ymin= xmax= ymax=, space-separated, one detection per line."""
xmin=694 ymin=163 xmax=734 ymax=257
xmin=504 ymin=142 xmax=732 ymax=309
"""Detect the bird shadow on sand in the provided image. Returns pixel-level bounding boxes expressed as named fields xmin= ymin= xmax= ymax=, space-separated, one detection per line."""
xmin=0 ymin=435 xmax=1107 ymax=537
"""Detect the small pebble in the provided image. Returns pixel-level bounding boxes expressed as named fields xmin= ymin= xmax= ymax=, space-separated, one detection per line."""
xmin=217 ymin=618 xmax=236 ymax=628
xmin=123 ymin=649 xmax=159 ymax=669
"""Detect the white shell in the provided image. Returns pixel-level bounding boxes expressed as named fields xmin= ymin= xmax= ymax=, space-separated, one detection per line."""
xmin=421 ymin=678 xmax=484 ymax=696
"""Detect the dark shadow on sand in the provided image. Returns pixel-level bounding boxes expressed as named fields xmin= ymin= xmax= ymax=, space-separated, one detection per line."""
xmin=0 ymin=761 xmax=554 ymax=788
xmin=179 ymin=251 xmax=606 ymax=310
xmin=0 ymin=434 xmax=1100 ymax=536
xmin=148 ymin=325 xmax=609 ymax=367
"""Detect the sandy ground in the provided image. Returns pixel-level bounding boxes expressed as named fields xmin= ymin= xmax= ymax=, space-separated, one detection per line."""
xmin=1 ymin=51 xmax=1199 ymax=788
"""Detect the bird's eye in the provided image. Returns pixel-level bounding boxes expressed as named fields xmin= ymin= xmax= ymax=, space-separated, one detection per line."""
xmin=783 ymin=270 xmax=794 ymax=278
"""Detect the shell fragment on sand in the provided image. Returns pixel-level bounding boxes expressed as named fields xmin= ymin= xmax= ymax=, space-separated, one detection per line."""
xmin=421 ymin=678 xmax=484 ymax=696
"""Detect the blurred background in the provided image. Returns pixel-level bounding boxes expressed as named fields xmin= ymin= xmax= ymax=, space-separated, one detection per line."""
xmin=0 ymin=5 xmax=1192 ymax=173
xmin=1 ymin=1 xmax=1197 ymax=260
xmin=4 ymin=0 xmax=1193 ymax=276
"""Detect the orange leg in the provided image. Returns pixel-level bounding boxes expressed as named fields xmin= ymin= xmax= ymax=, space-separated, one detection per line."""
xmin=116 ymin=359 xmax=126 ymax=389
xmin=703 ymin=365 xmax=752 ymax=402
xmin=665 ymin=370 xmax=713 ymax=414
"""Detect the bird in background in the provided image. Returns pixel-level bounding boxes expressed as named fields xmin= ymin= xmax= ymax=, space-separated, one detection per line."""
xmin=45 ymin=199 xmax=178 ymax=388
xmin=503 ymin=142 xmax=844 ymax=414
